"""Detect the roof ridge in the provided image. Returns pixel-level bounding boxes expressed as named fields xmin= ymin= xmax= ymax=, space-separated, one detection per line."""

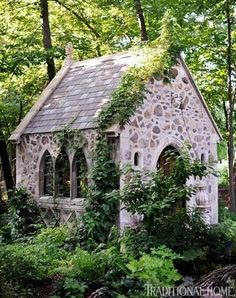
xmin=71 ymin=50 xmax=136 ymax=68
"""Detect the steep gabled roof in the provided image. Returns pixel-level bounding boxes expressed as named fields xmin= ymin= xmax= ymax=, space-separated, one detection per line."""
xmin=9 ymin=51 xmax=221 ymax=142
xmin=9 ymin=52 xmax=140 ymax=142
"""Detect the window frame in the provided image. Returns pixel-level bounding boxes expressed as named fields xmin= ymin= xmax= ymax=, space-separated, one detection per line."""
xmin=39 ymin=150 xmax=54 ymax=197
xmin=72 ymin=149 xmax=88 ymax=199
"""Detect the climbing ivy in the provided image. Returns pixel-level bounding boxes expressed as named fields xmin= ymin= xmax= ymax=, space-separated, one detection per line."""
xmin=53 ymin=125 xmax=88 ymax=200
xmin=98 ymin=10 xmax=182 ymax=129
xmin=53 ymin=125 xmax=86 ymax=151
xmin=81 ymin=133 xmax=120 ymax=245
xmin=53 ymin=11 xmax=183 ymax=245
xmin=81 ymin=11 xmax=183 ymax=245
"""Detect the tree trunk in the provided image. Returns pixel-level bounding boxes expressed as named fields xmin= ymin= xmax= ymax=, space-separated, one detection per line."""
xmin=195 ymin=265 xmax=236 ymax=289
xmin=226 ymin=0 xmax=235 ymax=211
xmin=134 ymin=0 xmax=148 ymax=41
xmin=0 ymin=139 xmax=14 ymax=192
xmin=40 ymin=0 xmax=56 ymax=81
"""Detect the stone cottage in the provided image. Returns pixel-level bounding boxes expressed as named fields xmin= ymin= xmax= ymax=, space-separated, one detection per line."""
xmin=9 ymin=47 xmax=221 ymax=226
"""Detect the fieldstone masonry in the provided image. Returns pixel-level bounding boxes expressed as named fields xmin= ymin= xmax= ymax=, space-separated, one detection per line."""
xmin=119 ymin=62 xmax=219 ymax=228
xmin=12 ymin=52 xmax=220 ymax=227
xmin=16 ymin=130 xmax=97 ymax=225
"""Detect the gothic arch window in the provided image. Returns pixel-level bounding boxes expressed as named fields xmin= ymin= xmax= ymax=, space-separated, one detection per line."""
xmin=55 ymin=149 xmax=70 ymax=198
xmin=40 ymin=150 xmax=53 ymax=196
xmin=73 ymin=150 xmax=88 ymax=198
xmin=134 ymin=152 xmax=140 ymax=166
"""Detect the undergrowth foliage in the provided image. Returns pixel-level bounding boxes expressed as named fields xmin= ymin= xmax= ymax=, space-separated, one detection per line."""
xmin=0 ymin=188 xmax=43 ymax=242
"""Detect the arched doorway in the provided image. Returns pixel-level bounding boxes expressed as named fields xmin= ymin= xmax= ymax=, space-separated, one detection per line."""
xmin=157 ymin=145 xmax=186 ymax=209
xmin=157 ymin=145 xmax=180 ymax=176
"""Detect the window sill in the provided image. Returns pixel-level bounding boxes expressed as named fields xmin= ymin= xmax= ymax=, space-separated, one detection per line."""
xmin=37 ymin=197 xmax=85 ymax=211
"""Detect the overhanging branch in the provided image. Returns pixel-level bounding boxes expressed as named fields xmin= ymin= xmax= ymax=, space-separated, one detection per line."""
xmin=52 ymin=0 xmax=101 ymax=38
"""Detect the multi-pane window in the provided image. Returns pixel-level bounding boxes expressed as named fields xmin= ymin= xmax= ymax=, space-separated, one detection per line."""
xmin=55 ymin=149 xmax=70 ymax=197
xmin=41 ymin=148 xmax=89 ymax=198
xmin=43 ymin=151 xmax=53 ymax=196
xmin=74 ymin=150 xmax=88 ymax=198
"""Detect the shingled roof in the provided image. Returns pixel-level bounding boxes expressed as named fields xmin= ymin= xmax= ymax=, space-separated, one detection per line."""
xmin=9 ymin=51 xmax=140 ymax=141
xmin=9 ymin=50 xmax=221 ymax=142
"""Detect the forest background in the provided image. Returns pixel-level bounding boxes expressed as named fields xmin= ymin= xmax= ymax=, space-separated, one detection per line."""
xmin=0 ymin=0 xmax=235 ymax=206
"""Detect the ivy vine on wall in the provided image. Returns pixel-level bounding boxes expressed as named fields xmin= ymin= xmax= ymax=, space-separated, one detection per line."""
xmin=52 ymin=125 xmax=88 ymax=201
xmin=82 ymin=11 xmax=183 ymax=245
xmin=53 ymin=125 xmax=86 ymax=151
xmin=53 ymin=11 xmax=183 ymax=245
xmin=98 ymin=10 xmax=182 ymax=130
xmin=81 ymin=134 xmax=120 ymax=245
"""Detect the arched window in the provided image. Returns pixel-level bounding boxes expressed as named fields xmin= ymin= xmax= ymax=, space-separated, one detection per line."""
xmin=134 ymin=152 xmax=140 ymax=166
xmin=201 ymin=153 xmax=206 ymax=164
xmin=73 ymin=150 xmax=88 ymax=198
xmin=41 ymin=150 xmax=53 ymax=196
xmin=55 ymin=149 xmax=70 ymax=198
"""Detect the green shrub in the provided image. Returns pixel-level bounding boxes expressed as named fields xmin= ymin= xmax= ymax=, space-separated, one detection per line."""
xmin=0 ymin=275 xmax=16 ymax=298
xmin=54 ymin=243 xmax=182 ymax=297
xmin=57 ymin=247 xmax=104 ymax=280
xmin=35 ymin=226 xmax=69 ymax=247
xmin=121 ymin=209 xmax=227 ymax=265
xmin=0 ymin=242 xmax=68 ymax=284
xmin=154 ymin=209 xmax=226 ymax=256
xmin=219 ymin=206 xmax=236 ymax=254
xmin=4 ymin=187 xmax=43 ymax=242
xmin=54 ymin=246 xmax=125 ymax=282
xmin=127 ymin=246 xmax=181 ymax=286
xmin=119 ymin=155 xmax=212 ymax=232
xmin=54 ymin=278 xmax=87 ymax=298
xmin=54 ymin=246 xmax=128 ymax=297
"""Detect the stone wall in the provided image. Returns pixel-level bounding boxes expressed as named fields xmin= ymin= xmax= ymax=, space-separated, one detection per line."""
xmin=16 ymin=60 xmax=220 ymax=227
xmin=16 ymin=129 xmax=97 ymax=225
xmin=119 ymin=60 xmax=219 ymax=227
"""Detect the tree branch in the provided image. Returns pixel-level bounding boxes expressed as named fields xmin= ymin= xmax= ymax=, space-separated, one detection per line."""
xmin=52 ymin=0 xmax=101 ymax=38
